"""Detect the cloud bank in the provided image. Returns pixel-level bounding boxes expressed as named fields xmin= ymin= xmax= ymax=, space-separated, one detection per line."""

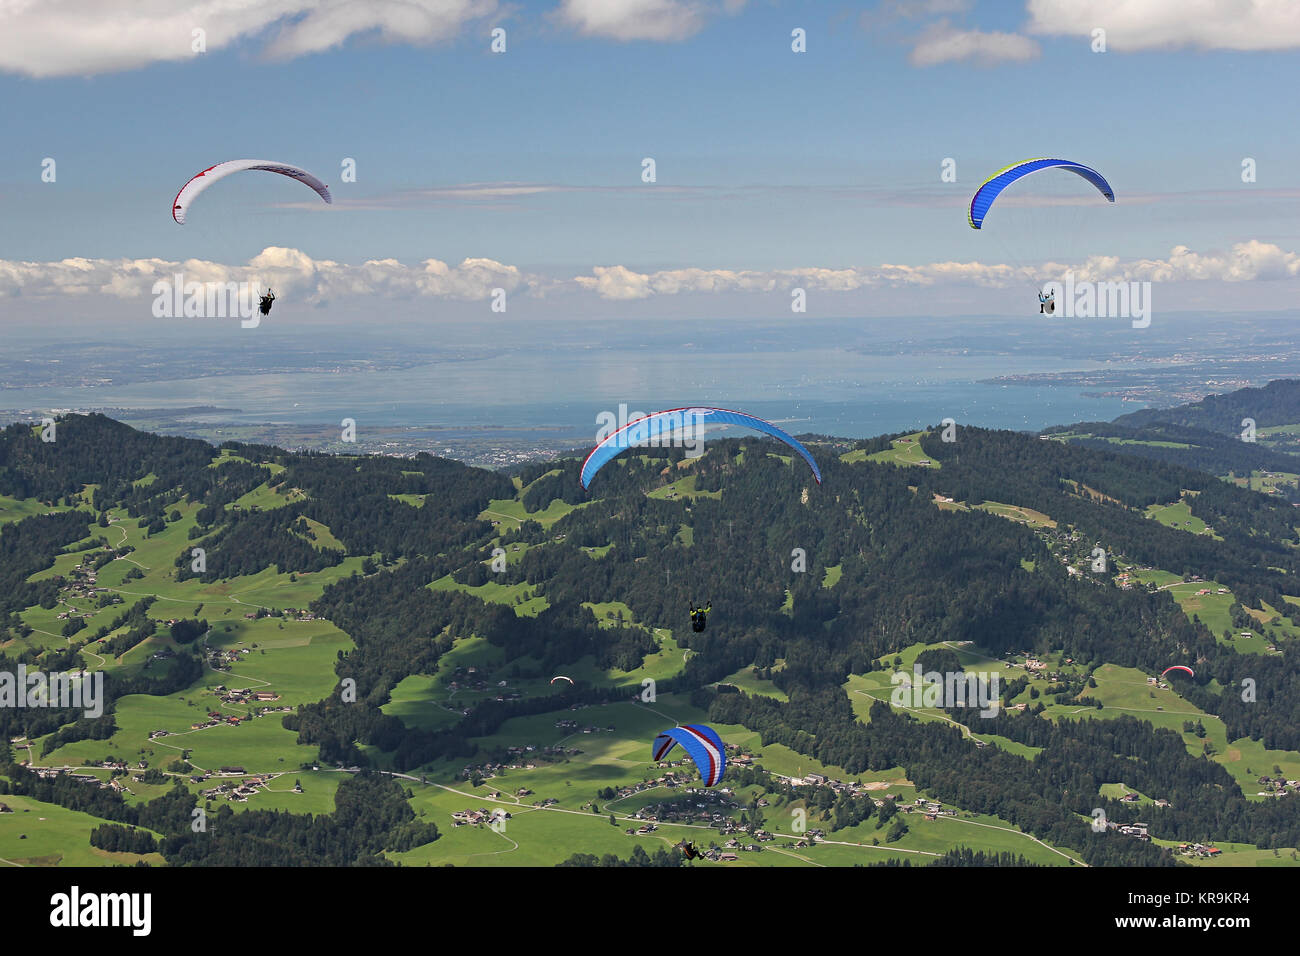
xmin=4 ymin=241 xmax=1299 ymax=306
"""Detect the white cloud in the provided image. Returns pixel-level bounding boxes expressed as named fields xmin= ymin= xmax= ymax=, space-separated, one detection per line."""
xmin=3 ymin=242 xmax=1299 ymax=307
xmin=1120 ymin=240 xmax=1300 ymax=282
xmin=1027 ymin=0 xmax=1300 ymax=52
xmin=0 ymin=247 xmax=525 ymax=302
xmin=264 ymin=0 xmax=496 ymax=60
xmin=909 ymin=22 xmax=1040 ymax=66
xmin=575 ymin=241 xmax=1300 ymax=298
xmin=0 ymin=0 xmax=497 ymax=78
xmin=556 ymin=0 xmax=710 ymax=42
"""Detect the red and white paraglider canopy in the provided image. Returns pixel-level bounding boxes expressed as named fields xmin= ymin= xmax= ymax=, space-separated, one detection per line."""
xmin=173 ymin=160 xmax=332 ymax=224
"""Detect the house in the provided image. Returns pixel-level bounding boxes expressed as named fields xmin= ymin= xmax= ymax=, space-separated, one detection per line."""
xmin=719 ymin=853 xmax=738 ymax=861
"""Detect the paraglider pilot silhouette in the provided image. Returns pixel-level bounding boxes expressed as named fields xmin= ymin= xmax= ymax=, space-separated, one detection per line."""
xmin=689 ymin=602 xmax=711 ymax=633
xmin=259 ymin=287 xmax=275 ymax=317
xmin=1039 ymin=288 xmax=1055 ymax=314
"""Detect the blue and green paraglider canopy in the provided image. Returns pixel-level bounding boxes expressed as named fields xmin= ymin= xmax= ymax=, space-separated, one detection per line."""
xmin=968 ymin=158 xmax=1114 ymax=230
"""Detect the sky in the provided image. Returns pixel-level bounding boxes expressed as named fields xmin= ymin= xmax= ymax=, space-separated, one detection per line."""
xmin=4 ymin=0 xmax=1300 ymax=321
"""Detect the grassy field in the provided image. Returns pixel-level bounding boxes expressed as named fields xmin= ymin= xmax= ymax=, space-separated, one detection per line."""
xmin=645 ymin=474 xmax=721 ymax=501
xmin=374 ymin=689 xmax=1083 ymax=867
xmin=1145 ymin=496 xmax=1221 ymax=538
xmin=0 ymin=494 xmax=77 ymax=526
xmin=429 ymin=572 xmax=550 ymax=616
xmin=1038 ymin=663 xmax=1300 ymax=798
xmin=1226 ymin=469 xmax=1300 ymax=496
xmin=34 ymin=618 xmax=351 ymax=775
xmin=0 ymin=792 xmax=164 ymax=867
xmin=975 ymin=501 xmax=1057 ymax=528
xmin=479 ymin=494 xmax=586 ymax=530
xmin=1124 ymin=569 xmax=1290 ymax=652
xmin=719 ymin=664 xmax=789 ymax=702
xmin=843 ymin=433 xmax=939 ymax=469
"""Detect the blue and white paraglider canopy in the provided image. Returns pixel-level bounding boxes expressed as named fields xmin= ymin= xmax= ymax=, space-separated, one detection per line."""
xmin=580 ymin=406 xmax=821 ymax=490
xmin=652 ymin=724 xmax=726 ymax=787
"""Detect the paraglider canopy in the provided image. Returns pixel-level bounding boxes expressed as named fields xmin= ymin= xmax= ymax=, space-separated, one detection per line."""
xmin=1161 ymin=665 xmax=1194 ymax=678
xmin=968 ymin=158 xmax=1114 ymax=230
xmin=581 ymin=407 xmax=821 ymax=490
xmin=652 ymin=724 xmax=726 ymax=787
xmin=173 ymin=160 xmax=332 ymax=224
xmin=550 ymin=676 xmax=574 ymax=685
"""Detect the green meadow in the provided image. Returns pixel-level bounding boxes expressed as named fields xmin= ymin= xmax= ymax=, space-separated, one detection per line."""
xmin=0 ymin=793 xmax=164 ymax=867
xmin=845 ymin=433 xmax=939 ymax=468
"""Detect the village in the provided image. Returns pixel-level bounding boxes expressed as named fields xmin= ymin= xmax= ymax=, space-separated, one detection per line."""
xmin=456 ymin=740 xmax=587 ymax=784
xmin=240 ymin=607 xmax=318 ymax=622
xmin=1253 ymin=774 xmax=1300 ymax=797
xmin=52 ymin=551 xmax=124 ymax=624
xmin=196 ymin=770 xmax=301 ymax=803
xmin=185 ymin=685 xmax=290 ymax=731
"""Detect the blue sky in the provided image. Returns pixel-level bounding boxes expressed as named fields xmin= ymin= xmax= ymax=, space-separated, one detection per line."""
xmin=3 ymin=0 xmax=1300 ymax=317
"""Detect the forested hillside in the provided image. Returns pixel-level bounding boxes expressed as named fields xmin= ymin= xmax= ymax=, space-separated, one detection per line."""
xmin=2 ymin=404 xmax=1300 ymax=867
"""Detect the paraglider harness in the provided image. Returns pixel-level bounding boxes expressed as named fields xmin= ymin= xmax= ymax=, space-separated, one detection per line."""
xmin=1039 ymin=289 xmax=1054 ymax=315
xmin=689 ymin=602 xmax=711 ymax=633
xmin=679 ymin=841 xmax=700 ymax=860
xmin=259 ymin=287 xmax=275 ymax=317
